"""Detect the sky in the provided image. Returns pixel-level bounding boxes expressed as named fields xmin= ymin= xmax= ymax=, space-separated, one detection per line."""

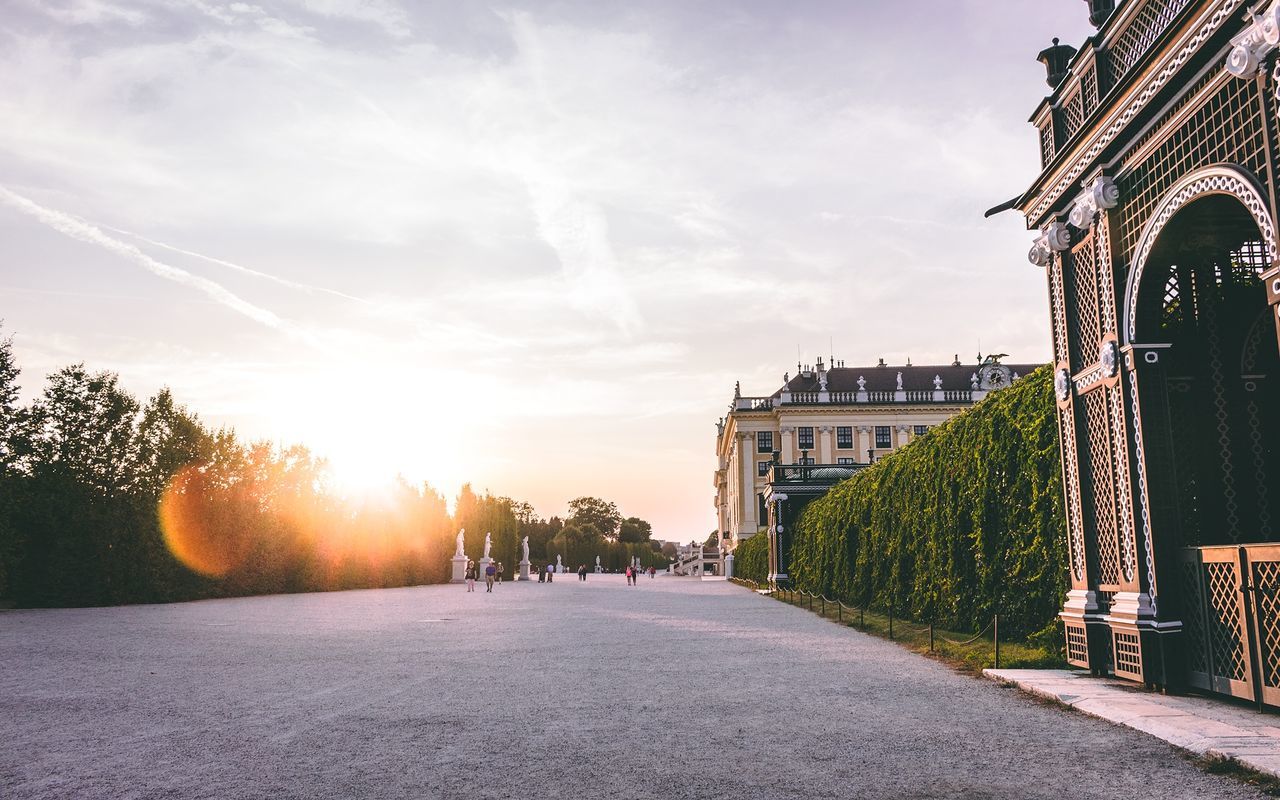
xmin=0 ymin=0 xmax=1092 ymax=540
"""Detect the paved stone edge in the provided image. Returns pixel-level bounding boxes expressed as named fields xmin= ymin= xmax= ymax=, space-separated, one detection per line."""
xmin=984 ymin=669 xmax=1280 ymax=780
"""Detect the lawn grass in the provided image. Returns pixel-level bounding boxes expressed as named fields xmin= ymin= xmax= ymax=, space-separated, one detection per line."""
xmin=744 ymin=581 xmax=1066 ymax=673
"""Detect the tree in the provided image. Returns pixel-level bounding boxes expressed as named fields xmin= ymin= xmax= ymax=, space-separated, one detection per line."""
xmin=661 ymin=541 xmax=677 ymax=559
xmin=28 ymin=364 xmax=139 ymax=494
xmin=618 ymin=516 xmax=652 ymax=543
xmin=0 ymin=326 xmax=22 ymax=476
xmin=566 ymin=496 xmax=621 ymax=540
xmin=132 ymin=388 xmax=209 ymax=499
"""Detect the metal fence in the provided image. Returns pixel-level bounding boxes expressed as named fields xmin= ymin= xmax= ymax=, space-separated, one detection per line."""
xmin=728 ymin=578 xmax=1003 ymax=667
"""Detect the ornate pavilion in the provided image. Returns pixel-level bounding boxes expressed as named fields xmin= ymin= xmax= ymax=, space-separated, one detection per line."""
xmin=996 ymin=0 xmax=1280 ymax=704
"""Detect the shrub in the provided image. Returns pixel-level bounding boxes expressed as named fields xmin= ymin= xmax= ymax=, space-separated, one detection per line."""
xmin=789 ymin=365 xmax=1067 ymax=638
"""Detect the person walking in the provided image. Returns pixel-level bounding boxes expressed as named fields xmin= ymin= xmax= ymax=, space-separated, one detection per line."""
xmin=465 ymin=559 xmax=477 ymax=592
xmin=485 ymin=561 xmax=497 ymax=592
xmin=496 ymin=562 xmax=504 ymax=584
xmin=538 ymin=565 xmax=546 ymax=583
xmin=546 ymin=563 xmax=554 ymax=583
xmin=578 ymin=564 xmax=587 ymax=581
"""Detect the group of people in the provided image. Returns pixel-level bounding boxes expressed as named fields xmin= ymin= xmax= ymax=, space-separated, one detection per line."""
xmin=463 ymin=559 xmax=658 ymax=590
xmin=462 ymin=560 xmax=505 ymax=592
xmin=624 ymin=565 xmax=656 ymax=585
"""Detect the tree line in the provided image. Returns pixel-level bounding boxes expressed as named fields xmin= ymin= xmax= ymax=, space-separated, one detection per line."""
xmin=0 ymin=331 xmax=665 ymax=607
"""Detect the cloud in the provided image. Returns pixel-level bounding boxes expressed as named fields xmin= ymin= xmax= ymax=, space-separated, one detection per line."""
xmin=0 ymin=186 xmax=295 ymax=335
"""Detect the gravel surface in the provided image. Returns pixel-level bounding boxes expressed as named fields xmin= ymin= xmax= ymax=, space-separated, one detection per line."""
xmin=0 ymin=575 xmax=1265 ymax=799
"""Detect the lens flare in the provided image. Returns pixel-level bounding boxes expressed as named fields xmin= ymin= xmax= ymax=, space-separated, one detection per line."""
xmin=159 ymin=466 xmax=251 ymax=577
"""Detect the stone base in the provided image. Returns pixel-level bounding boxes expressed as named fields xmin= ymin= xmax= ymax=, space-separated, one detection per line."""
xmin=450 ymin=556 xmax=467 ymax=584
xmin=518 ymin=560 xmax=530 ymax=581
xmin=478 ymin=557 xmax=492 ymax=581
xmin=594 ymin=566 xmax=603 ymax=573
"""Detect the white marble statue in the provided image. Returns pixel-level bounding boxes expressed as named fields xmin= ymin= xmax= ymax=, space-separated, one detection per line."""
xmin=483 ymin=532 xmax=492 ymax=560
xmin=895 ymin=371 xmax=903 ymax=391
xmin=455 ymin=529 xmax=466 ymax=557
xmin=933 ymin=375 xmax=943 ymax=390
xmin=857 ymin=375 xmax=866 ymax=391
xmin=556 ymin=554 xmax=563 ymax=570
xmin=521 ymin=536 xmax=530 ymax=561
xmin=971 ymin=372 xmax=980 ymax=389
xmin=596 ymin=555 xmax=601 ymax=568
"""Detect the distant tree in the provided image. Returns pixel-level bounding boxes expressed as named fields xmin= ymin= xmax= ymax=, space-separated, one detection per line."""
xmin=703 ymin=530 xmax=720 ymax=549
xmin=661 ymin=541 xmax=677 ymax=559
xmin=28 ymin=364 xmax=139 ymax=494
xmin=132 ymin=388 xmax=209 ymax=499
xmin=0 ymin=327 xmax=22 ymax=476
xmin=566 ymin=496 xmax=621 ymax=539
xmin=618 ymin=516 xmax=652 ymax=543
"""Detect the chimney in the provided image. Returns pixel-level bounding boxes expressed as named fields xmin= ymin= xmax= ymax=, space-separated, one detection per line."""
xmin=1084 ymin=0 xmax=1115 ymax=28
xmin=1038 ymin=38 xmax=1077 ymax=88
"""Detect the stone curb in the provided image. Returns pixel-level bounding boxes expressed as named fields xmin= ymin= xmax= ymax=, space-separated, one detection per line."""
xmin=985 ymin=668 xmax=1280 ymax=779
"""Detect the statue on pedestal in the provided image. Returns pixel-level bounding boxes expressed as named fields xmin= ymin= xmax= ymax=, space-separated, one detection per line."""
xmin=521 ymin=536 xmax=530 ymax=562
xmin=483 ymin=532 xmax=492 ymax=560
xmin=455 ymin=529 xmax=466 ymax=557
xmin=556 ymin=554 xmax=563 ymax=573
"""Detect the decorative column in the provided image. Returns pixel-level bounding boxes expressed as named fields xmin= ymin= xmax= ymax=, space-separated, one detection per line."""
xmin=739 ymin=433 xmax=757 ymax=532
xmin=780 ymin=426 xmax=795 ymax=464
xmin=818 ymin=426 xmax=833 ymax=463
xmin=1267 ymin=263 xmax=1280 ymax=352
xmin=856 ymin=426 xmax=870 ymax=460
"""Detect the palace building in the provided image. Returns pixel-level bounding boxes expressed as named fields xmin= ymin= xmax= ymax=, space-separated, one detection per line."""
xmin=713 ymin=355 xmax=1039 ymax=556
xmin=999 ymin=0 xmax=1280 ymax=703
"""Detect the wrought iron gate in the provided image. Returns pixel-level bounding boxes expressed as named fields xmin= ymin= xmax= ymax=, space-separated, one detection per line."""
xmin=1182 ymin=545 xmax=1280 ymax=706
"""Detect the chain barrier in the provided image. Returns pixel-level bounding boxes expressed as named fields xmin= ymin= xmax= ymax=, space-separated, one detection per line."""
xmin=768 ymin=586 xmax=1002 ymax=665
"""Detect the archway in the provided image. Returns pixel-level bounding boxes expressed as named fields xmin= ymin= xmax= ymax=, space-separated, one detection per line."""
xmin=1131 ymin=189 xmax=1279 ymax=547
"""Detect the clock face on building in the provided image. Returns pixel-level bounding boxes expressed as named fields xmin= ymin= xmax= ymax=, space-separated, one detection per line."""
xmin=979 ymin=364 xmax=1011 ymax=390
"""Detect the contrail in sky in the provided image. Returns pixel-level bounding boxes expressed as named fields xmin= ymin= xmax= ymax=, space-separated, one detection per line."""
xmin=100 ymin=224 xmax=368 ymax=303
xmin=0 ymin=186 xmax=293 ymax=334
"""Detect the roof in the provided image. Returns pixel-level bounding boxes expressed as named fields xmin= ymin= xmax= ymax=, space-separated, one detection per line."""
xmin=769 ymin=362 xmax=1042 ymax=398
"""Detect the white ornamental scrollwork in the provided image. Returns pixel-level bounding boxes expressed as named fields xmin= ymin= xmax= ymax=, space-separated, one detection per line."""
xmin=1055 ymin=368 xmax=1071 ymax=402
xmin=1028 ymin=221 xmax=1071 ymax=267
xmin=1029 ymin=237 xmax=1052 ymax=267
xmin=1099 ymin=340 xmax=1119 ymax=378
xmin=1227 ymin=0 xmax=1280 ymax=78
xmin=1067 ymin=176 xmax=1119 ymax=229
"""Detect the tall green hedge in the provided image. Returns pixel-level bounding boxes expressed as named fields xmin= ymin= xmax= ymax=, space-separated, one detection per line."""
xmin=789 ymin=364 xmax=1067 ymax=638
xmin=732 ymin=530 xmax=769 ymax=583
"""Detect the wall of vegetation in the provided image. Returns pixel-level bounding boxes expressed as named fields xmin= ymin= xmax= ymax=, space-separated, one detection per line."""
xmin=732 ymin=530 xmax=768 ymax=584
xmin=789 ymin=365 xmax=1067 ymax=639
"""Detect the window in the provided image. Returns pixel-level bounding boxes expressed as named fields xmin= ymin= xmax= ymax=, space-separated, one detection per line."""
xmin=797 ymin=426 xmax=814 ymax=450
xmin=837 ymin=457 xmax=856 ymax=465
xmin=757 ymin=461 xmax=770 ymax=477
xmin=913 ymin=425 xmax=929 ymax=436
xmin=836 ymin=426 xmax=853 ymax=449
xmin=875 ymin=426 xmax=892 ymax=448
xmin=757 ymin=493 xmax=767 ymax=522
xmin=756 ymin=431 xmax=773 ymax=453
xmin=798 ymin=456 xmax=815 ymax=465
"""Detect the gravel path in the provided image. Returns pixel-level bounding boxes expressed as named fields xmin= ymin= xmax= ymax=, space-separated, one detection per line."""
xmin=0 ymin=575 xmax=1265 ymax=799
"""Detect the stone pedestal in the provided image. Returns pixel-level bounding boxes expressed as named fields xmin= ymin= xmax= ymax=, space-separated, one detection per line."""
xmin=724 ymin=553 xmax=735 ymax=579
xmin=518 ymin=559 xmax=530 ymax=581
xmin=450 ymin=555 xmax=467 ymax=584
xmin=594 ymin=566 xmax=602 ymax=573
xmin=478 ymin=557 xmax=492 ymax=581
